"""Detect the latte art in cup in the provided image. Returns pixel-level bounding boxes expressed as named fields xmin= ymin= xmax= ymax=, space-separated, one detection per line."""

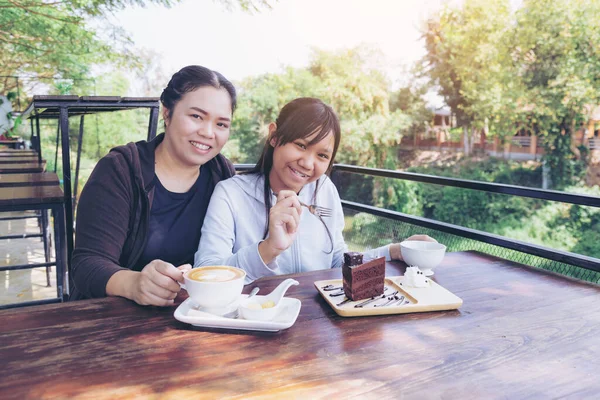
xmin=188 ymin=266 xmax=245 ymax=283
xmin=182 ymin=266 xmax=246 ymax=315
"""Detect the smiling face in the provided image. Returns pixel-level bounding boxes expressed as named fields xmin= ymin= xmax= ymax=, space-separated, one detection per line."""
xmin=269 ymin=128 xmax=335 ymax=194
xmin=162 ymin=86 xmax=232 ymax=168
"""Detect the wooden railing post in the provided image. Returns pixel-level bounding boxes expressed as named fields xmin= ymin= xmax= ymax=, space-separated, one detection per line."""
xmin=530 ymin=134 xmax=537 ymax=156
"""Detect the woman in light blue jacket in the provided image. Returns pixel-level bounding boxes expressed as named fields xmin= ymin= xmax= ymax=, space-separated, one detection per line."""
xmin=195 ymin=98 xmax=433 ymax=282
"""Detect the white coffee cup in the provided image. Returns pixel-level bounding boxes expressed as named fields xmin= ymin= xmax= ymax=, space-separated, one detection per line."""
xmin=400 ymin=240 xmax=446 ymax=276
xmin=182 ymin=266 xmax=246 ymax=315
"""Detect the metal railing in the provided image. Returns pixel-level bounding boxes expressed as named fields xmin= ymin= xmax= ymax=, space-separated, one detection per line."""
xmin=235 ymin=163 xmax=600 ymax=274
xmin=329 ymin=164 xmax=600 ymax=274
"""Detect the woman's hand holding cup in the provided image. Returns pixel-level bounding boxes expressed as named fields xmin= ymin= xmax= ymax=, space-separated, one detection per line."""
xmin=131 ymin=260 xmax=190 ymax=306
xmin=107 ymin=260 xmax=190 ymax=307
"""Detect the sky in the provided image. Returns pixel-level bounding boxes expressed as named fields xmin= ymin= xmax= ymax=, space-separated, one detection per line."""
xmin=115 ymin=0 xmax=451 ymax=88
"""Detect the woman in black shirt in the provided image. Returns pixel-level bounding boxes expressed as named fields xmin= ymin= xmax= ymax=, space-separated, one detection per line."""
xmin=71 ymin=65 xmax=236 ymax=306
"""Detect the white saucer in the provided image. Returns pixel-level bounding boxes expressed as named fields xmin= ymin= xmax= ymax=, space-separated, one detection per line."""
xmin=174 ymin=294 xmax=302 ymax=332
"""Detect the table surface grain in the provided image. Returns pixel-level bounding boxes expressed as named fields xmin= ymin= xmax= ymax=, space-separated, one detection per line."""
xmin=1 ymin=251 xmax=599 ymax=399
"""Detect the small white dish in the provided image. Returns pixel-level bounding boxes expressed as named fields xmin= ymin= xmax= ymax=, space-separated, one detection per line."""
xmin=239 ymin=278 xmax=299 ymax=321
xmin=174 ymin=294 xmax=301 ymax=332
xmin=191 ymin=299 xmax=240 ymax=317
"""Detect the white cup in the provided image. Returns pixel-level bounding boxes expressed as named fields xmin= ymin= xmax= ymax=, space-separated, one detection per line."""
xmin=182 ymin=266 xmax=246 ymax=315
xmin=400 ymin=240 xmax=447 ymax=276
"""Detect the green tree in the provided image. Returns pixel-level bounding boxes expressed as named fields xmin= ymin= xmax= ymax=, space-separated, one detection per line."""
xmin=0 ymin=0 xmax=273 ymax=94
xmin=308 ymin=46 xmax=415 ymax=167
xmin=512 ymin=0 xmax=600 ymax=188
xmin=226 ymin=46 xmax=417 ymax=169
xmin=421 ymin=0 xmax=515 ymax=155
xmin=422 ymin=0 xmax=600 ymax=187
xmin=389 ymin=81 xmax=432 ymax=144
xmin=308 ymin=46 xmax=390 ymax=121
xmin=0 ymin=1 xmax=170 ymax=90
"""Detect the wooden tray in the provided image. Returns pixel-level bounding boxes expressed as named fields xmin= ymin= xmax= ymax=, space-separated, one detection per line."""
xmin=314 ymin=276 xmax=462 ymax=317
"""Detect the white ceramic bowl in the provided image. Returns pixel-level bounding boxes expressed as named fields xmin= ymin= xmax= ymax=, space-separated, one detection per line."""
xmin=400 ymin=240 xmax=447 ymax=276
xmin=239 ymin=296 xmax=281 ymax=321
xmin=238 ymin=279 xmax=300 ymax=321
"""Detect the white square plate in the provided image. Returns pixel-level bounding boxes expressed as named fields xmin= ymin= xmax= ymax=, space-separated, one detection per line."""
xmin=174 ymin=295 xmax=302 ymax=332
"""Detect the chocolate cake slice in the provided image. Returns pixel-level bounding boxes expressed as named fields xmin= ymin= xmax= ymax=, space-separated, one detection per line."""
xmin=342 ymin=255 xmax=385 ymax=301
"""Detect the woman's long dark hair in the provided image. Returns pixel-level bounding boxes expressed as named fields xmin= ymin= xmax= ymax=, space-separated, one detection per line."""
xmin=245 ymin=98 xmax=341 ymax=251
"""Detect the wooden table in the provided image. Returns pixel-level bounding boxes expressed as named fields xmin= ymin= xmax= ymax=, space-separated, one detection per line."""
xmin=0 ymin=173 xmax=60 ymax=289
xmin=0 ymin=150 xmax=37 ymax=156
xmin=0 ymin=183 xmax=67 ymax=308
xmin=1 ymin=251 xmax=599 ymax=399
xmin=0 ymin=139 xmax=24 ymax=149
xmin=0 ymin=162 xmax=45 ymax=174
xmin=0 ymin=185 xmax=64 ymax=206
xmin=0 ymin=156 xmax=40 ymax=164
xmin=0 ymin=173 xmax=59 ymax=187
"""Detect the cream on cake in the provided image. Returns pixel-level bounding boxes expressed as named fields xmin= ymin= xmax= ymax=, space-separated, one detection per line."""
xmin=403 ymin=266 xmax=430 ymax=288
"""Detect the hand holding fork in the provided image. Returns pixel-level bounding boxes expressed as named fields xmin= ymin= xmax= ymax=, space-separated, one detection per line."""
xmin=273 ymin=191 xmax=332 ymax=218
xmin=259 ymin=191 xmax=333 ymax=264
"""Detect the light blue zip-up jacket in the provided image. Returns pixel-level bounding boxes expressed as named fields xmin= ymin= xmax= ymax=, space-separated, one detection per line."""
xmin=194 ymin=173 xmax=390 ymax=283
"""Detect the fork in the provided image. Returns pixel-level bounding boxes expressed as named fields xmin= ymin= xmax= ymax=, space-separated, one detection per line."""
xmin=301 ymin=201 xmax=332 ymax=218
xmin=273 ymin=192 xmax=333 ymax=218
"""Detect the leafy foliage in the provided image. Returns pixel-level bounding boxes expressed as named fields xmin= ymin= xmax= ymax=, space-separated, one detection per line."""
xmin=0 ymin=0 xmax=273 ymax=95
xmin=224 ymin=46 xmax=425 ymax=169
xmin=421 ymin=0 xmax=600 ymax=186
xmin=421 ymin=1 xmax=515 ymax=141
xmin=1 ymin=1 xmax=163 ymax=88
xmin=512 ymin=0 xmax=600 ymax=188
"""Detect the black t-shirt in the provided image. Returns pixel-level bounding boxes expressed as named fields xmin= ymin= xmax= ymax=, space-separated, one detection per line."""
xmin=136 ymin=167 xmax=213 ymax=270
